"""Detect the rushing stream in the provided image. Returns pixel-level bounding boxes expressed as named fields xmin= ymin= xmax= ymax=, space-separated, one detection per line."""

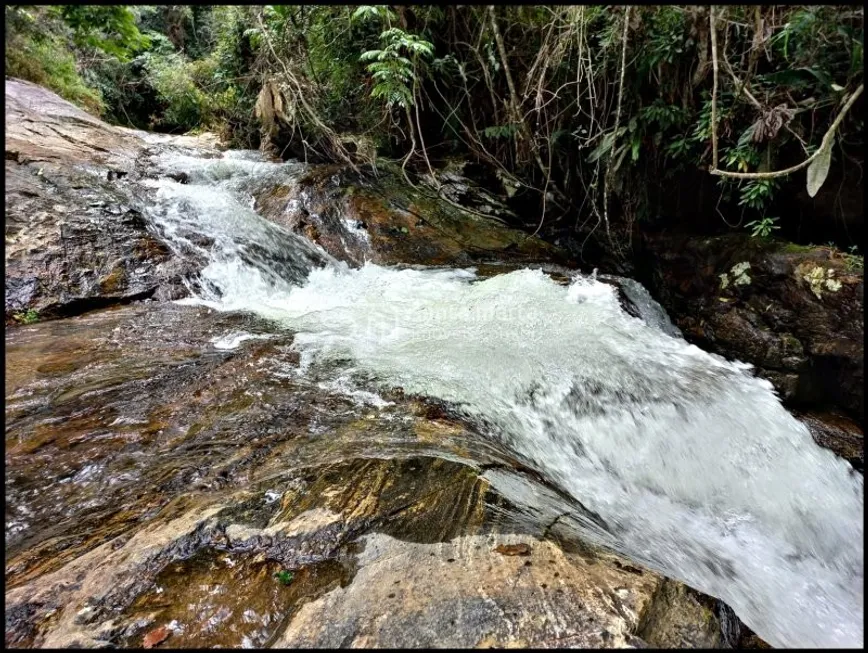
xmin=140 ymin=149 xmax=863 ymax=648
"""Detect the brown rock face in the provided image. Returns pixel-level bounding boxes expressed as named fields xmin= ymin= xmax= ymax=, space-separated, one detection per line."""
xmin=5 ymin=78 xmax=141 ymax=168
xmin=638 ymin=579 xmax=722 ymax=648
xmin=4 ymin=159 xmax=170 ymax=318
xmin=271 ymin=533 xmax=662 ymax=648
xmin=495 ymin=542 xmax=532 ymax=556
xmin=252 ymin=164 xmax=568 ymax=269
xmin=795 ymin=410 xmax=864 ymax=471
xmin=638 ymin=233 xmax=864 ymax=425
xmin=142 ymin=626 xmax=171 ymax=648
xmin=4 ymin=78 xmax=219 ymax=322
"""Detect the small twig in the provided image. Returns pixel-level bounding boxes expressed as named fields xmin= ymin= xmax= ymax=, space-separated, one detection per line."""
xmin=531 ymin=131 xmax=554 ymax=237
xmin=721 ymin=57 xmax=762 ymax=110
xmin=488 ymin=5 xmax=549 ymax=180
xmin=412 ymin=78 xmax=439 ymax=188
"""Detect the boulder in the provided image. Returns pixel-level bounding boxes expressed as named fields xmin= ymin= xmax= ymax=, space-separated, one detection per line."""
xmin=638 ymin=232 xmax=863 ymax=424
xmin=252 ymin=163 xmax=567 ymax=268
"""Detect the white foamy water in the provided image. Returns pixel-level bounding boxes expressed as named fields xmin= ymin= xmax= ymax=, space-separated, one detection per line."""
xmin=210 ymin=332 xmax=273 ymax=350
xmin=144 ymin=151 xmax=863 ymax=648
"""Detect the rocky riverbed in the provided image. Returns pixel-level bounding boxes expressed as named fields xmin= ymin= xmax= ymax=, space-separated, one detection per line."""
xmin=6 ymin=78 xmax=863 ymax=648
xmin=5 ymin=302 xmax=734 ymax=648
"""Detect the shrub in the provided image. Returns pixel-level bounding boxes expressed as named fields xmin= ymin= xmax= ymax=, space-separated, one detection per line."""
xmin=5 ymin=6 xmax=104 ymax=115
xmin=142 ymin=51 xmax=213 ymax=132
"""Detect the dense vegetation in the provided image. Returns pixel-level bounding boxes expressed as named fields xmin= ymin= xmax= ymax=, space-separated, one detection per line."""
xmin=6 ymin=5 xmax=864 ymax=255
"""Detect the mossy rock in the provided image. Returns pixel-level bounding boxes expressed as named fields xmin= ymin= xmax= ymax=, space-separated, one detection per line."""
xmin=255 ymin=163 xmax=568 ymax=268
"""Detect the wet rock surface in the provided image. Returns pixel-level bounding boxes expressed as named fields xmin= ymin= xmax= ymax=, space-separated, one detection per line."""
xmin=252 ymin=163 xmax=566 ymax=268
xmin=637 ymin=579 xmax=722 ymax=648
xmin=794 ymin=410 xmax=864 ymax=472
xmin=4 ymin=159 xmax=171 ymax=319
xmin=5 ymin=78 xmax=564 ymax=324
xmin=5 ymin=304 xmax=738 ymax=648
xmin=273 ymin=533 xmax=658 ymax=648
xmin=4 ymin=78 xmax=220 ymax=322
xmin=638 ymin=232 xmax=864 ymax=428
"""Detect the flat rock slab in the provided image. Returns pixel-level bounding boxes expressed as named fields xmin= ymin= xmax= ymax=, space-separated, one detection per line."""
xmin=5 ymin=304 xmax=727 ymax=649
xmin=5 ymin=78 xmax=143 ymax=169
xmin=274 ymin=532 xmax=659 ymax=648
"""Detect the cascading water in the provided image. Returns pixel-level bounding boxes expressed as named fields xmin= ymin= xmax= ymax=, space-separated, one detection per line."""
xmin=143 ymin=149 xmax=863 ymax=648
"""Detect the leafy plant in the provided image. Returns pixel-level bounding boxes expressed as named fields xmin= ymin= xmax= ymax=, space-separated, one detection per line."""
xmin=359 ymin=28 xmax=434 ymax=109
xmin=12 ymin=310 xmax=40 ymax=325
xmin=738 ymin=179 xmax=779 ymax=212
xmin=722 ymin=143 xmax=762 ymax=174
xmin=142 ymin=51 xmax=213 ymax=131
xmin=842 ymin=245 xmax=863 ymax=272
xmin=665 ymin=135 xmax=692 ymax=161
xmin=352 ymin=5 xmax=397 ymax=24
xmin=5 ymin=6 xmax=105 ymax=114
xmin=4 ymin=2 xmax=862 ymax=242
xmin=745 ymin=216 xmax=781 ymax=239
xmin=639 ymin=100 xmax=687 ymax=132
xmin=274 ymin=570 xmax=295 ymax=586
xmin=642 ymin=6 xmax=689 ymax=71
xmin=483 ymin=124 xmax=519 ymax=139
xmin=56 ymin=5 xmax=150 ymax=60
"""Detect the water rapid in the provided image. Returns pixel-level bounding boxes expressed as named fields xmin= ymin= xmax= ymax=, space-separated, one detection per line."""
xmin=143 ymin=150 xmax=863 ymax=648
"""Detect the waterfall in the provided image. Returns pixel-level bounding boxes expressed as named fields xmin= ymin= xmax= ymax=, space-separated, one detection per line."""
xmin=143 ymin=149 xmax=864 ymax=648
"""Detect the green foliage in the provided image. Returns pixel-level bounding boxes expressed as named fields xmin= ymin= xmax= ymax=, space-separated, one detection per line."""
xmin=12 ymin=310 xmax=40 ymax=325
xmin=56 ymin=5 xmax=149 ymax=60
xmin=141 ymin=51 xmax=213 ymax=131
xmin=641 ymin=6 xmax=689 ymax=72
xmin=639 ymin=100 xmax=687 ymax=132
xmin=844 ymin=247 xmax=863 ymax=273
xmin=360 ymin=27 xmax=434 ymax=109
xmin=770 ymin=7 xmax=862 ymax=82
xmin=4 ymin=3 xmax=863 ymax=246
xmin=483 ymin=124 xmax=519 ymax=139
xmin=7 ymin=36 xmax=105 ymax=114
xmin=745 ymin=216 xmax=781 ymax=239
xmin=352 ymin=5 xmax=397 ymax=25
xmin=738 ymin=179 xmax=779 ymax=212
xmin=665 ymin=135 xmax=692 ymax=161
xmin=587 ymin=127 xmax=628 ymax=164
xmin=273 ymin=570 xmax=294 ymax=586
xmin=722 ymin=143 xmax=762 ymax=174
xmin=255 ymin=5 xmax=386 ymax=146
xmin=5 ymin=6 xmax=105 ymax=114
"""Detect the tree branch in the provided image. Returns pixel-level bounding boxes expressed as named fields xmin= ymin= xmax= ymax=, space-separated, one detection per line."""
xmin=487 ymin=5 xmax=550 ymax=182
xmin=710 ymin=5 xmax=720 ymax=171
xmin=708 ymin=1 xmax=863 ymax=182
xmin=710 ymin=83 xmax=863 ymax=179
xmin=602 ymin=5 xmax=631 ymax=255
xmin=255 ymin=13 xmax=360 ymax=173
